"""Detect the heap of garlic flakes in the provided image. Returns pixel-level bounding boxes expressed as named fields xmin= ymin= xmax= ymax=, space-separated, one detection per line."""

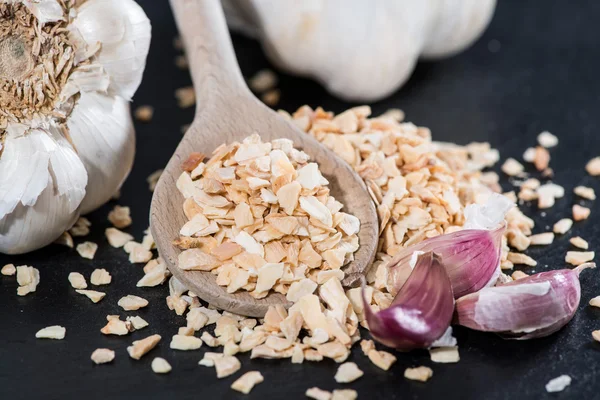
xmin=175 ymin=134 xmax=360 ymax=299
xmin=160 ymin=106 xmax=537 ymax=372
xmin=279 ymin=105 xmax=535 ymax=274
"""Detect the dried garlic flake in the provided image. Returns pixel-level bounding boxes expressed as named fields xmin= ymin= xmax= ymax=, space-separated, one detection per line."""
xmin=91 ymin=348 xmax=115 ymax=365
xmin=118 ymin=295 xmax=149 ymax=311
xmin=429 ymin=347 xmax=460 ymax=363
xmin=334 ymin=362 xmax=364 ymax=383
xmin=36 ymin=325 xmax=66 ymax=340
xmin=151 ymin=357 xmax=172 ymax=374
xmin=231 ymin=371 xmax=264 ymax=394
xmin=404 ymin=366 xmax=434 ymax=382
xmin=76 ymin=241 xmax=98 ymax=259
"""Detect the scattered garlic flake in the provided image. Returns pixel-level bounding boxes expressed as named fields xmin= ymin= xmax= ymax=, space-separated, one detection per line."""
xmin=248 ymin=69 xmax=278 ymax=93
xmin=523 ymin=147 xmax=536 ymax=163
xmin=105 ymin=228 xmax=134 ymax=248
xmin=91 ymin=349 xmax=115 ymax=365
xmin=574 ymin=186 xmax=596 ymax=200
xmin=430 ymin=347 xmax=460 ymax=363
xmin=108 ymin=205 xmax=132 ymax=229
xmin=537 ymin=183 xmax=564 ymax=209
xmin=590 ymin=296 xmax=600 ymax=308
xmin=137 ymin=260 xmax=168 ymax=287
xmin=70 ymin=217 xmax=91 ymax=237
xmin=127 ymin=316 xmax=149 ymax=330
xmin=170 ymin=335 xmax=203 ymax=350
xmin=175 ymin=86 xmax=196 ymax=108
xmin=573 ymin=204 xmax=591 ymax=221
xmin=1 ymin=264 xmax=16 ymax=276
xmin=537 ymin=131 xmax=558 ymax=148
xmin=528 ymin=232 xmax=554 ymax=246
xmin=261 ymin=89 xmax=281 ymax=107
xmin=570 ymin=237 xmax=589 ymax=250
xmin=16 ymin=266 xmax=40 ymax=296
xmin=134 ymin=105 xmax=154 ymax=122
xmin=306 ymin=387 xmax=332 ymax=400
xmin=118 ymin=295 xmax=149 ymax=311
xmin=68 ymin=272 xmax=87 ymax=289
xmin=124 ymin=241 xmax=153 ymax=264
xmin=565 ymin=251 xmax=595 ymax=266
xmin=174 ymin=54 xmax=188 ymax=69
xmin=231 ymin=371 xmax=264 ymax=394
xmin=367 ymin=350 xmax=397 ymax=370
xmin=507 ymin=252 xmax=537 ymax=267
xmin=147 ymin=169 xmax=163 ymax=192
xmin=545 ymin=375 xmax=572 ymax=393
xmin=553 ymin=218 xmax=573 ymax=234
xmin=55 ymin=232 xmax=74 ymax=248
xmin=101 ymin=318 xmax=132 ymax=336
xmin=511 ymin=271 xmax=529 ymax=280
xmin=334 ymin=362 xmax=364 ymax=383
xmin=90 ymin=269 xmax=112 ymax=285
xmin=586 ymin=157 xmax=600 ymax=176
xmin=76 ymin=289 xmax=106 ymax=303
xmin=36 ymin=325 xmax=66 ymax=340
xmin=331 ymin=389 xmax=358 ymax=400
xmin=127 ymin=334 xmax=161 ymax=360
xmin=501 ymin=158 xmax=524 ymax=176
xmin=214 ymin=355 xmax=241 ymax=378
xmin=76 ymin=241 xmax=98 ymax=259
xmin=151 ymin=357 xmax=172 ymax=374
xmin=404 ymin=366 xmax=434 ymax=382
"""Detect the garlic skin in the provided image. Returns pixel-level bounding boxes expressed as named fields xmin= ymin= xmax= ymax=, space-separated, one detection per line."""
xmin=0 ymin=0 xmax=150 ymax=254
xmin=455 ymin=263 xmax=595 ymax=340
xmin=223 ymin=0 xmax=496 ymax=101
xmin=386 ymin=193 xmax=513 ymax=299
xmin=363 ymin=252 xmax=454 ymax=350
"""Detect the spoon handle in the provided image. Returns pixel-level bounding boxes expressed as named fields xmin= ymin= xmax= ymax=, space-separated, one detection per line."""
xmin=170 ymin=0 xmax=247 ymax=111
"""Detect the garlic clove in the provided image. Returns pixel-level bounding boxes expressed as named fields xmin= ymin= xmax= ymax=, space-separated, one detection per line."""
xmin=386 ymin=225 xmax=505 ymax=299
xmin=67 ymin=92 xmax=135 ymax=214
xmin=363 ymin=252 xmax=454 ymax=350
xmin=386 ymin=193 xmax=512 ymax=299
xmin=72 ymin=0 xmax=151 ymax=100
xmin=455 ymin=263 xmax=596 ymax=340
xmin=0 ymin=125 xmax=87 ymax=254
xmin=0 ymin=184 xmax=79 ymax=254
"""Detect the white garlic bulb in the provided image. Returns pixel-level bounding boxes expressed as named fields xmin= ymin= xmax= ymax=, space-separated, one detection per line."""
xmin=223 ymin=0 xmax=496 ymax=101
xmin=0 ymin=0 xmax=150 ymax=254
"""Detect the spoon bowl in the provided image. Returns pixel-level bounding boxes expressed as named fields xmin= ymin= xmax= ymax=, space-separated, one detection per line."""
xmin=150 ymin=0 xmax=377 ymax=317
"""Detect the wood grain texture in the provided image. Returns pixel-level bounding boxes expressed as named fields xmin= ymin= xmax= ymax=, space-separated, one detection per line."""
xmin=150 ymin=0 xmax=377 ymax=317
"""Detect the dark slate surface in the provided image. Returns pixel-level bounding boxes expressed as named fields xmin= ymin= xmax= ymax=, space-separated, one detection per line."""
xmin=1 ymin=1 xmax=600 ymax=399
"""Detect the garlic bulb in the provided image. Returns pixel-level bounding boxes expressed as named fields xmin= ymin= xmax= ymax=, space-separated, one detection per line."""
xmin=223 ymin=0 xmax=496 ymax=101
xmin=0 ymin=0 xmax=150 ymax=254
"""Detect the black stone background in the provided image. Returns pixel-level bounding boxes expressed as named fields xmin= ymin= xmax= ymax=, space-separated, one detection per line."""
xmin=1 ymin=1 xmax=600 ymax=399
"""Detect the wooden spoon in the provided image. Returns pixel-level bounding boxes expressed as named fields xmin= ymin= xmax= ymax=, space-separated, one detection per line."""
xmin=150 ymin=0 xmax=377 ymax=317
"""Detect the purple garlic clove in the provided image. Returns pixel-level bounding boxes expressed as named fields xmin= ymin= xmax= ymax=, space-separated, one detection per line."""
xmin=386 ymin=225 xmax=505 ymax=299
xmin=363 ymin=251 xmax=455 ymax=350
xmin=385 ymin=193 xmax=513 ymax=299
xmin=455 ymin=263 xmax=596 ymax=339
